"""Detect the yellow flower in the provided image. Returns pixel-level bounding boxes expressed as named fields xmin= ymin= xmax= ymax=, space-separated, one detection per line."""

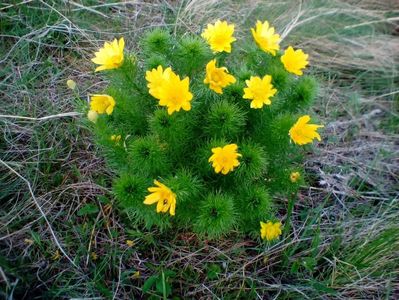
xmin=146 ymin=66 xmax=193 ymax=115
xmin=91 ymin=37 xmax=125 ymax=72
xmin=290 ymin=171 xmax=300 ymax=183
xmin=281 ymin=46 xmax=309 ymax=75
xmin=126 ymin=240 xmax=134 ymax=247
xmin=208 ymin=143 xmax=242 ymax=175
xmin=87 ymin=110 xmax=99 ymax=123
xmin=243 ymin=75 xmax=277 ymax=109
xmin=251 ymin=20 xmax=281 ymax=55
xmin=204 ymin=59 xmax=236 ymax=94
xmin=158 ymin=72 xmax=193 ymax=115
xmin=260 ymin=221 xmax=282 ymax=241
xmin=145 ymin=65 xmax=172 ymax=99
xmin=111 ymin=134 xmax=121 ymax=143
xmin=66 ymin=79 xmax=76 ymax=90
xmin=289 ymin=115 xmax=324 ymax=145
xmin=201 ymin=20 xmax=236 ymax=53
xmin=90 ymin=94 xmax=116 ymax=115
xmin=144 ymin=180 xmax=177 ymax=216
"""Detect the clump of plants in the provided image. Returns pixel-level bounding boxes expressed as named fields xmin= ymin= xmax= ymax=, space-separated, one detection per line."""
xmin=83 ymin=20 xmax=323 ymax=240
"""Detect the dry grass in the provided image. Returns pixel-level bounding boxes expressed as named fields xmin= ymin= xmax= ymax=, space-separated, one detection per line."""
xmin=0 ymin=0 xmax=398 ymax=298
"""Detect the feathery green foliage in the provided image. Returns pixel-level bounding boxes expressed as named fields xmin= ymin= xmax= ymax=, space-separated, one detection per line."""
xmin=194 ymin=192 xmax=237 ymax=238
xmin=86 ymin=26 xmax=321 ymax=238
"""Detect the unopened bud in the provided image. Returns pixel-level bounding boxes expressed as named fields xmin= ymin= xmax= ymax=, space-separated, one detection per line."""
xmin=67 ymin=79 xmax=77 ymax=90
xmin=87 ymin=110 xmax=99 ymax=123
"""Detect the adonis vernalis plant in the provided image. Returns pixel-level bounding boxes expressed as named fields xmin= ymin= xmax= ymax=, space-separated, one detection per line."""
xmin=84 ymin=20 xmax=323 ymax=239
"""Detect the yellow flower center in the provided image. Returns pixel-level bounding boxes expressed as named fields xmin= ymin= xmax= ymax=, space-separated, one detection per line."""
xmin=213 ymin=34 xmax=228 ymax=47
xmin=210 ymin=69 xmax=223 ymax=84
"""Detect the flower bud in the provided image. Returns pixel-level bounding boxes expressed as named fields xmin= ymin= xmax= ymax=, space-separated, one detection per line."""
xmin=290 ymin=171 xmax=300 ymax=183
xmin=87 ymin=110 xmax=99 ymax=123
xmin=67 ymin=79 xmax=77 ymax=90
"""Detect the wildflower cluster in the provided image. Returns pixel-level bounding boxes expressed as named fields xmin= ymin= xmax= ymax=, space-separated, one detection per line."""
xmin=84 ymin=20 xmax=323 ymax=240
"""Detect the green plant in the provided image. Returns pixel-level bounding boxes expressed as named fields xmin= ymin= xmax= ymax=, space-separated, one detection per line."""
xmin=142 ymin=269 xmax=176 ymax=299
xmin=84 ymin=22 xmax=322 ymax=239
